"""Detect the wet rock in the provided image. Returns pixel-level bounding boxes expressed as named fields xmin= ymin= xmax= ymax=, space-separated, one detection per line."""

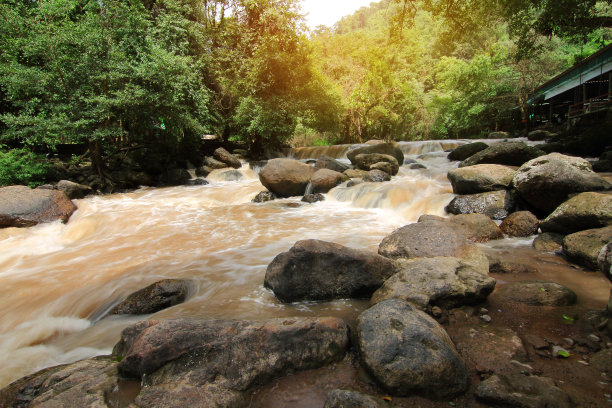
xmin=324 ymin=390 xmax=387 ymax=408
xmin=475 ymin=373 xmax=572 ymax=408
xmin=314 ymin=156 xmax=349 ymax=173
xmin=497 ymin=281 xmax=577 ymax=306
xmin=599 ymin=243 xmax=612 ymax=282
xmin=213 ymin=147 xmax=242 ymax=169
xmin=363 ymin=169 xmax=391 ymax=183
xmin=593 ymin=159 xmax=612 ymax=172
xmin=500 ymin=211 xmax=540 ymax=237
xmin=445 ymin=190 xmax=517 ymax=220
xmin=185 ymin=178 xmax=209 ymax=186
xmin=488 ymin=131 xmax=510 ymax=139
xmin=370 ymin=161 xmax=398 ymax=175
xmin=533 ymin=232 xmax=564 ymax=252
xmin=370 ymin=257 xmax=495 ymax=310
xmin=563 ymin=225 xmax=612 ymax=270
xmin=310 ymin=169 xmax=348 ymax=194
xmin=528 ymin=129 xmax=556 ymax=141
xmin=489 ymin=259 xmax=536 ymax=274
xmin=264 ymin=239 xmax=397 ymax=303
xmin=459 ymin=142 xmax=544 ymax=168
xmin=195 ymin=165 xmax=212 ymax=178
xmin=409 ymin=163 xmax=426 ymax=169
xmin=0 ymin=357 xmax=119 ymax=408
xmin=347 ymin=143 xmax=404 ymax=167
xmin=447 ymin=142 xmax=488 ymax=162
xmin=301 ymin=193 xmax=325 ymax=203
xmin=158 ymin=168 xmax=191 ymax=186
xmin=524 ymin=334 xmax=549 ymax=351
xmin=591 ymin=349 xmax=612 ymax=373
xmin=110 ymin=279 xmax=191 ymax=315
xmin=356 ymin=299 xmax=469 ymax=399
xmin=449 ymin=213 xmax=504 ymax=242
xmin=512 ymin=153 xmax=611 ymax=213
xmin=447 ymin=164 xmax=515 ymax=194
xmin=258 ymin=158 xmax=316 ymax=197
xmin=0 ymin=185 xmax=77 ymax=228
xmin=113 ymin=317 xmax=349 ymax=407
xmin=540 ymin=192 xmax=612 ymax=234
xmin=353 ymin=154 xmax=399 ymax=175
xmin=215 ymin=169 xmax=244 ymax=181
xmin=204 ymin=156 xmax=228 ymax=169
xmin=252 ymin=190 xmax=277 ymax=203
xmin=56 ymin=179 xmax=93 ymax=199
xmin=343 ymin=169 xmax=368 ymax=179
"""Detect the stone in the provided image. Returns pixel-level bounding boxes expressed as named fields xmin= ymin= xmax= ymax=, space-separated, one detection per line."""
xmin=356 ymin=299 xmax=469 ymax=399
xmin=214 ymin=169 xmax=244 ymax=181
xmin=489 ymin=259 xmax=536 ymax=274
xmin=447 ymin=142 xmax=489 ymax=161
xmin=445 ymin=190 xmax=517 ymax=220
xmin=185 ymin=179 xmax=209 ymax=186
xmin=264 ymin=240 xmax=397 ymax=303
xmin=258 ymin=158 xmax=316 ymax=197
xmin=409 ymin=163 xmax=426 ymax=169
xmin=563 ymin=226 xmax=612 ymax=270
xmin=110 ymin=279 xmax=191 ymax=315
xmin=343 ymin=169 xmax=368 ymax=179
xmin=449 ymin=213 xmax=504 ymax=242
xmin=252 ymin=190 xmax=276 ymax=203
xmin=370 ymin=257 xmax=495 ymax=310
xmin=370 ymin=161 xmax=397 ymax=176
xmin=552 ymin=346 xmax=570 ymax=358
xmin=204 ymin=156 xmax=228 ymax=169
xmin=324 ymin=390 xmax=387 ymax=408
xmin=353 ymin=153 xmax=399 ymax=175
xmin=56 ymin=179 xmax=93 ymax=199
xmin=459 ymin=142 xmax=545 ymax=168
xmin=513 ymin=153 xmax=611 ymax=213
xmin=213 ymin=147 xmax=242 ymax=169
xmin=599 ymin=243 xmax=612 ymax=282
xmin=540 ymin=192 xmax=612 ymax=234
xmin=500 ymin=211 xmax=540 ymax=237
xmin=158 ymin=168 xmax=191 ymax=186
xmin=533 ymin=232 xmax=564 ymax=252
xmin=488 ymin=131 xmax=510 ymax=139
xmin=314 ymin=156 xmax=349 ymax=173
xmin=0 ymin=185 xmax=77 ymax=228
xmin=475 ymin=374 xmax=572 ymax=408
xmin=497 ymin=281 xmax=577 ymax=306
xmin=447 ymin=164 xmax=515 ymax=194
xmin=363 ymin=169 xmax=391 ymax=183
xmin=346 ymin=143 xmax=404 ymax=167
xmin=301 ymin=193 xmax=326 ymax=203
xmin=591 ymin=349 xmax=612 ymax=373
xmin=310 ymin=169 xmax=348 ymax=194
xmin=528 ymin=129 xmax=556 ymax=141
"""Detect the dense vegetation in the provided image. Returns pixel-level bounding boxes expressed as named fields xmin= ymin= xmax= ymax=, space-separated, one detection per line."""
xmin=0 ymin=0 xmax=610 ymax=186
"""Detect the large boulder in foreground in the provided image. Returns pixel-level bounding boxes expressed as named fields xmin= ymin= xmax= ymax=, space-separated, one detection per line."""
xmin=447 ymin=142 xmax=488 ymax=162
xmin=475 ymin=373 xmax=572 ymax=408
xmin=113 ymin=317 xmax=349 ymax=407
xmin=459 ymin=142 xmax=544 ymax=168
xmin=357 ymin=299 xmax=469 ymax=399
xmin=447 ymin=164 xmax=515 ymax=194
xmin=445 ymin=190 xmax=517 ymax=220
xmin=540 ymin=192 xmax=612 ymax=234
xmin=347 ymin=143 xmax=404 ymax=167
xmin=512 ymin=153 xmax=611 ymax=213
xmin=213 ymin=147 xmax=242 ymax=169
xmin=264 ymin=239 xmax=397 ymax=302
xmin=563 ymin=225 xmax=612 ymax=270
xmin=258 ymin=158 xmax=316 ymax=197
xmin=0 ymin=185 xmax=77 ymax=228
xmin=370 ymin=257 xmax=495 ymax=310
xmin=110 ymin=279 xmax=191 ymax=315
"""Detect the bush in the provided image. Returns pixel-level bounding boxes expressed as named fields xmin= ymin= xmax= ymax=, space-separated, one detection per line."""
xmin=0 ymin=148 xmax=50 ymax=187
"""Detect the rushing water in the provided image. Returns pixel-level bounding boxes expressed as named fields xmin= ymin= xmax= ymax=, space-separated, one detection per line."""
xmin=0 ymin=139 xmax=610 ymax=389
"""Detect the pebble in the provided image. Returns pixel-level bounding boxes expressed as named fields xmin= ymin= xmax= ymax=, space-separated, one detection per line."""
xmin=578 ymin=360 xmax=590 ymax=366
xmin=480 ymin=314 xmax=492 ymax=323
xmin=563 ymin=338 xmax=575 ymax=347
xmin=588 ymin=334 xmax=602 ymax=343
xmin=479 ymin=308 xmax=489 ymax=315
xmin=553 ymin=346 xmax=570 ymax=358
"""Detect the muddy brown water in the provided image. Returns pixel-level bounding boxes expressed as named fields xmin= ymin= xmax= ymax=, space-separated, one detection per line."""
xmin=1 ymin=139 xmax=611 ymax=407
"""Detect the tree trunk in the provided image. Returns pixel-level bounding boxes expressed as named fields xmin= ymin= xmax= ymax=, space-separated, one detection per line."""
xmin=89 ymin=140 xmax=106 ymax=176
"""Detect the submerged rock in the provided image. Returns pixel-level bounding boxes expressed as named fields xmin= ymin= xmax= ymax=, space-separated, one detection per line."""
xmin=497 ymin=281 xmax=577 ymax=306
xmin=540 ymin=192 xmax=612 ymax=234
xmin=475 ymin=374 xmax=572 ymax=408
xmin=459 ymin=142 xmax=544 ymax=168
xmin=252 ymin=190 xmax=277 ymax=203
xmin=324 ymin=390 xmax=387 ymax=408
xmin=445 ymin=190 xmax=517 ymax=220
xmin=500 ymin=211 xmax=540 ymax=237
xmin=0 ymin=185 xmax=77 ymax=228
xmin=447 ymin=164 xmax=515 ymax=194
xmin=258 ymin=158 xmax=316 ymax=197
xmin=110 ymin=279 xmax=191 ymax=315
xmin=533 ymin=232 xmax=564 ymax=252
xmin=357 ymin=299 xmax=469 ymax=399
xmin=447 ymin=142 xmax=488 ymax=162
xmin=264 ymin=239 xmax=397 ymax=302
xmin=301 ymin=193 xmax=325 ymax=203
xmin=563 ymin=225 xmax=612 ymax=270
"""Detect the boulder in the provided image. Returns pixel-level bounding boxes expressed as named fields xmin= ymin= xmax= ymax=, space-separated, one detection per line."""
xmin=258 ymin=158 xmax=316 ymax=197
xmin=370 ymin=257 xmax=495 ymax=310
xmin=447 ymin=164 xmax=515 ymax=194
xmin=447 ymin=142 xmax=489 ymax=162
xmin=488 ymin=131 xmax=510 ymax=139
xmin=56 ymin=179 xmax=93 ymax=199
xmin=497 ymin=281 xmax=577 ymax=306
xmin=598 ymin=243 xmax=612 ymax=282
xmin=475 ymin=374 xmax=572 ymax=408
xmin=489 ymin=259 xmax=536 ymax=274
xmin=215 ymin=169 xmax=244 ymax=182
xmin=593 ymin=160 xmax=612 ymax=172
xmin=512 ymin=153 xmax=611 ymax=213
xmin=540 ymin=192 xmax=612 ymax=234
xmin=353 ymin=154 xmax=399 ymax=175
xmin=347 ymin=143 xmax=404 ymax=167
xmin=213 ymin=147 xmax=242 ymax=169
xmin=0 ymin=185 xmax=77 ymax=228
xmin=363 ymin=169 xmax=391 ymax=183
xmin=310 ymin=169 xmax=348 ymax=194
xmin=591 ymin=349 xmax=612 ymax=373
xmin=252 ymin=191 xmax=276 ymax=203
xmin=459 ymin=142 xmax=544 ymax=168
xmin=110 ymin=279 xmax=191 ymax=315
xmin=112 ymin=317 xmax=349 ymax=407
xmin=449 ymin=213 xmax=504 ymax=242
xmin=301 ymin=193 xmax=325 ymax=203
xmin=185 ymin=179 xmax=209 ymax=186
xmin=445 ymin=190 xmax=517 ymax=220
xmin=357 ymin=299 xmax=469 ymax=399
xmin=158 ymin=168 xmax=191 ymax=186
xmin=204 ymin=156 xmax=228 ymax=169
xmin=563 ymin=226 xmax=612 ymax=270
xmin=324 ymin=390 xmax=387 ymax=408
xmin=500 ymin=211 xmax=540 ymax=237
xmin=343 ymin=169 xmax=368 ymax=179
xmin=195 ymin=165 xmax=212 ymax=178
xmin=533 ymin=232 xmax=564 ymax=252
xmin=409 ymin=163 xmax=427 ymax=169
xmin=264 ymin=239 xmax=397 ymax=303
xmin=314 ymin=156 xmax=349 ymax=173
xmin=528 ymin=129 xmax=556 ymax=141
xmin=370 ymin=161 xmax=397 ymax=176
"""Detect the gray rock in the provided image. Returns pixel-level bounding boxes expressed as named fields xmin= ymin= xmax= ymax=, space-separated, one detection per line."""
xmin=563 ymin=225 xmax=612 ymax=270
xmin=533 ymin=232 xmax=564 ymax=252
xmin=459 ymin=142 xmax=544 ymax=168
xmin=598 ymin=243 xmax=612 ymax=282
xmin=357 ymin=299 xmax=469 ymax=399
xmin=528 ymin=129 xmax=556 ymax=141
xmin=475 ymin=374 xmax=572 ymax=408
xmin=497 ymin=281 xmax=577 ymax=306
xmin=370 ymin=257 xmax=495 ymax=310
xmin=56 ymin=179 xmax=93 ymax=199
xmin=447 ymin=164 xmax=515 ymax=194
xmin=185 ymin=179 xmax=209 ymax=186
xmin=314 ymin=156 xmax=349 ymax=173
xmin=310 ymin=169 xmax=348 ymax=194
xmin=258 ymin=158 xmax=316 ymax=197
xmin=445 ymin=190 xmax=517 ymax=220
xmin=195 ymin=166 xmax=212 ymax=178
xmin=213 ymin=147 xmax=242 ymax=169
xmin=500 ymin=211 xmax=540 ymax=237
xmin=447 ymin=142 xmax=489 ymax=161
xmin=324 ymin=390 xmax=387 ymax=408
xmin=347 ymin=143 xmax=404 ymax=167
xmin=540 ymin=192 xmax=612 ymax=234
xmin=204 ymin=156 xmax=228 ymax=169
xmin=353 ymin=153 xmax=399 ymax=175
xmin=513 ymin=153 xmax=611 ymax=213
xmin=110 ymin=279 xmax=191 ymax=315
xmin=0 ymin=185 xmax=77 ymax=228
xmin=265 ymin=239 xmax=397 ymax=303
xmin=363 ymin=169 xmax=391 ymax=183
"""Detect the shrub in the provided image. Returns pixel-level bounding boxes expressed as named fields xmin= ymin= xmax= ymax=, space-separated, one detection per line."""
xmin=0 ymin=148 xmax=50 ymax=187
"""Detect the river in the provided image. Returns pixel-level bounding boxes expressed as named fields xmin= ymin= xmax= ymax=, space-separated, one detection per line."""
xmin=0 ymin=139 xmax=610 ymax=391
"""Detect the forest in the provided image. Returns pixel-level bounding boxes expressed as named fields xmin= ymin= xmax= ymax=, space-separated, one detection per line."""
xmin=0 ymin=0 xmax=611 ymax=187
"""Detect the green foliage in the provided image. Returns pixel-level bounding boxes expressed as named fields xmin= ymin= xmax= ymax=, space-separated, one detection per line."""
xmin=0 ymin=148 xmax=49 ymax=187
